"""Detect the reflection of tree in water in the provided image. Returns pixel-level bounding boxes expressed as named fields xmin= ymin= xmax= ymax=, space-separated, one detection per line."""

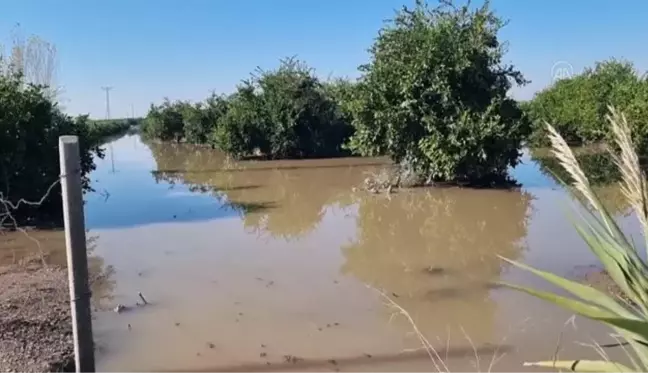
xmin=531 ymin=148 xmax=630 ymax=215
xmin=147 ymin=140 xmax=385 ymax=240
xmin=341 ymin=188 xmax=532 ymax=346
xmin=86 ymin=234 xmax=117 ymax=309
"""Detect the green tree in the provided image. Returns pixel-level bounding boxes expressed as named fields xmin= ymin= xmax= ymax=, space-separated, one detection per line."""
xmin=348 ymin=0 xmax=529 ymax=186
xmin=214 ymin=58 xmax=353 ymax=159
xmin=182 ymin=103 xmax=210 ymax=145
xmin=322 ymin=77 xmax=357 ymax=139
xmin=141 ymin=94 xmax=229 ymax=145
xmin=526 ymin=59 xmax=648 ymax=148
xmin=213 ymin=87 xmax=268 ymax=157
xmin=141 ymin=99 xmax=187 ymax=142
xmin=0 ymin=73 xmax=101 ymax=223
xmin=182 ymin=93 xmax=229 ymax=145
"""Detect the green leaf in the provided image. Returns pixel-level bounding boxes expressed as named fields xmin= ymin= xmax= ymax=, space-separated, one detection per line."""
xmin=571 ymin=223 xmax=637 ymax=304
xmin=500 ymin=257 xmax=636 ymax=319
xmin=502 ymin=283 xmax=648 ymax=343
xmin=523 ymin=359 xmax=634 ymax=372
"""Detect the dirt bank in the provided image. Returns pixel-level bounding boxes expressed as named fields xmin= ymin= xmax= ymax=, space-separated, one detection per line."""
xmin=0 ymin=265 xmax=74 ymax=372
xmin=576 ymin=265 xmax=633 ymax=305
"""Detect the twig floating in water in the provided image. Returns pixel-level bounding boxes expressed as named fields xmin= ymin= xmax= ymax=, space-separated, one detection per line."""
xmin=138 ymin=292 xmax=149 ymax=305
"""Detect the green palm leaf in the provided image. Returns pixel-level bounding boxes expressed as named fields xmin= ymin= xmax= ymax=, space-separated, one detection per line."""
xmin=498 ymin=256 xmax=636 ymax=318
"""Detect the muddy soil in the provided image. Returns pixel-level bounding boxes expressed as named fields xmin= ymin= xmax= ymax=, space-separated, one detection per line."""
xmin=0 ymin=265 xmax=74 ymax=372
xmin=577 ymin=265 xmax=633 ymax=305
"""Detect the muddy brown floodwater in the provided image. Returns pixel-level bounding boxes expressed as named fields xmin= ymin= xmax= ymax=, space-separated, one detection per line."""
xmin=2 ymin=134 xmax=642 ymax=371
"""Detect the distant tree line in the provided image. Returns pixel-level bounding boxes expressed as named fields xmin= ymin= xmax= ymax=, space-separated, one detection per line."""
xmin=142 ymin=0 xmax=533 ymax=187
xmin=87 ymin=117 xmax=142 ymax=142
xmin=144 ymin=2 xmax=648 ymax=186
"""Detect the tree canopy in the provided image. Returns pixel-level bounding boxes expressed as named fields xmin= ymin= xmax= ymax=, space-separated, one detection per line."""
xmin=525 ymin=59 xmax=648 ymax=150
xmin=347 ymin=0 xmax=530 ymax=185
xmin=215 ymin=58 xmax=354 ymax=159
xmin=0 ymin=72 xmax=101 ymax=223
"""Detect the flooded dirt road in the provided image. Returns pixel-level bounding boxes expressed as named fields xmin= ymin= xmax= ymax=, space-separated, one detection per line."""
xmin=2 ymin=134 xmax=639 ymax=371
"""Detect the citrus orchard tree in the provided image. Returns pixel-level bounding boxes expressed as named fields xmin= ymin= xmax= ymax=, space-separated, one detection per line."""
xmin=214 ymin=58 xmax=353 ymax=159
xmin=525 ymin=59 xmax=648 ymax=150
xmin=141 ymin=99 xmax=187 ymax=142
xmin=348 ymin=0 xmax=530 ymax=186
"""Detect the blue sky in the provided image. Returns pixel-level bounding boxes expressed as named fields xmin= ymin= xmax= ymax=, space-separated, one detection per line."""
xmin=1 ymin=0 xmax=647 ymax=119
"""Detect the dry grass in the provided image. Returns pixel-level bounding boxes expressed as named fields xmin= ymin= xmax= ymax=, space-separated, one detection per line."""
xmin=371 ymin=286 xmax=511 ymax=372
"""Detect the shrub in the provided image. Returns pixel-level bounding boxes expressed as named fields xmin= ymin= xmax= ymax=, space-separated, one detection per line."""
xmin=214 ymin=57 xmax=353 ymax=159
xmin=141 ymin=99 xmax=187 ymax=142
xmin=347 ymin=0 xmax=530 ymax=186
xmin=525 ymin=59 xmax=648 ymax=149
xmin=183 ymin=94 xmax=229 ymax=145
xmin=0 ymin=73 xmax=101 ymax=224
xmin=321 ymin=77 xmax=357 ymax=138
xmin=141 ymin=96 xmax=228 ymax=145
xmin=213 ymin=87 xmax=267 ymax=157
xmin=181 ymin=103 xmax=209 ymax=145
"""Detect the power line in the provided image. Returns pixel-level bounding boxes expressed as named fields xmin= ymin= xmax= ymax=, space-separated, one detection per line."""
xmin=100 ymin=86 xmax=113 ymax=119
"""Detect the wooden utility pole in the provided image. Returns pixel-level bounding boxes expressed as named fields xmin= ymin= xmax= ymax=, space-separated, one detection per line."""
xmin=59 ymin=136 xmax=95 ymax=373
